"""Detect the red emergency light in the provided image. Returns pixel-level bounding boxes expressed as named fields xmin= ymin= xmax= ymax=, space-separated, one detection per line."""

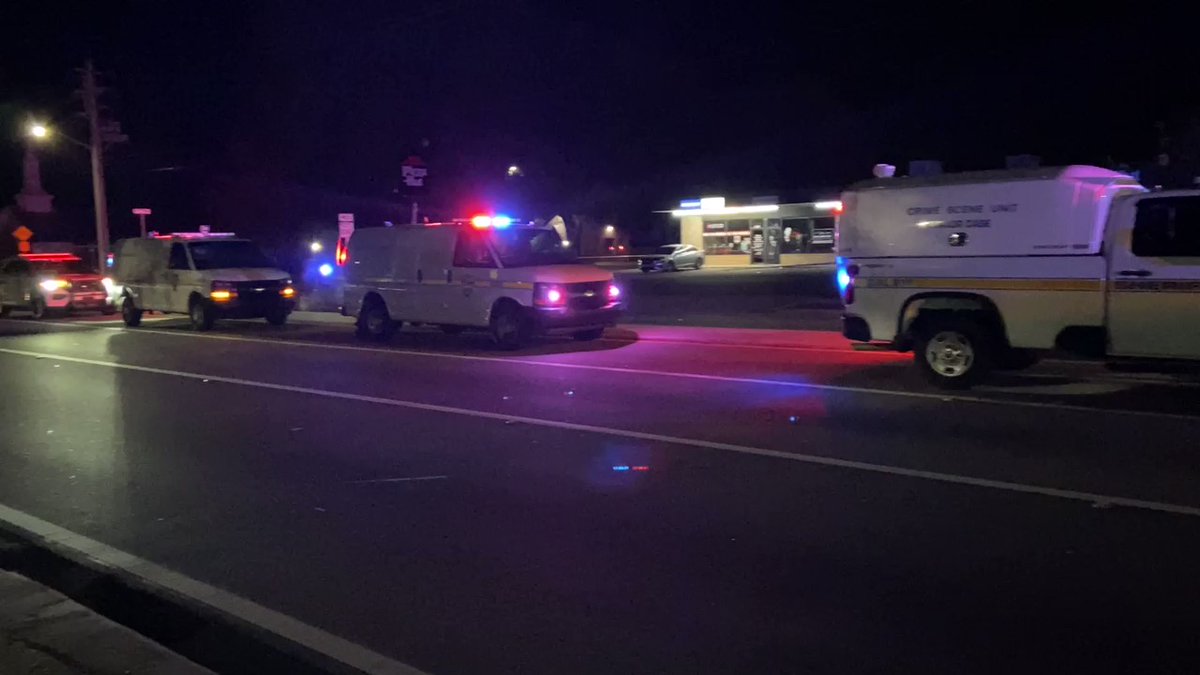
xmin=19 ymin=253 xmax=82 ymax=262
xmin=335 ymin=237 xmax=349 ymax=266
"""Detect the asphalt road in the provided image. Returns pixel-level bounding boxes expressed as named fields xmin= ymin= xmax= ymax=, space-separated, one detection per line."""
xmin=2 ymin=314 xmax=1200 ymax=674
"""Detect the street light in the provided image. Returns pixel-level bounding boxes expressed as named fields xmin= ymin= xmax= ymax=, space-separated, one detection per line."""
xmin=310 ymin=241 xmax=323 ymax=253
xmin=506 ymin=164 xmax=522 ymax=177
xmin=24 ymin=120 xmax=110 ymax=273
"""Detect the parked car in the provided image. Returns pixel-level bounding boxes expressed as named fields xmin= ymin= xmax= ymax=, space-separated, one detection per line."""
xmin=639 ymin=244 xmax=704 ymax=272
xmin=0 ymin=253 xmax=114 ymax=319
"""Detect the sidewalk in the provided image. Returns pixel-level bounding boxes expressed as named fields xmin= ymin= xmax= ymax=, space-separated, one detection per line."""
xmin=0 ymin=570 xmax=212 ymax=675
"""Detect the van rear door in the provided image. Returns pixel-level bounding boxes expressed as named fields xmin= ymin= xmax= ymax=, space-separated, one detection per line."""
xmin=1107 ymin=192 xmax=1200 ymax=359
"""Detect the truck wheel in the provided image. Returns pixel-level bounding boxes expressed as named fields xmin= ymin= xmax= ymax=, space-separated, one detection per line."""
xmin=29 ymin=297 xmax=47 ymax=320
xmin=355 ymin=299 xmax=394 ymax=341
xmin=265 ymin=307 xmax=289 ymax=326
xmin=490 ymin=302 xmax=529 ymax=350
xmin=572 ymin=327 xmax=605 ymax=341
xmin=189 ymin=298 xmax=215 ymax=331
xmin=121 ymin=298 xmax=143 ymax=327
xmin=914 ymin=317 xmax=993 ymax=389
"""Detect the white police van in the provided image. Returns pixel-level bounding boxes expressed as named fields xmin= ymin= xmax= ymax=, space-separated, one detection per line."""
xmin=342 ymin=217 xmax=623 ymax=348
xmin=114 ymin=233 xmax=296 ymax=330
xmin=837 ymin=165 xmax=1200 ymax=387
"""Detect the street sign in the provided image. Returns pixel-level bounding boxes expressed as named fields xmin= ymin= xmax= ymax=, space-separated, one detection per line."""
xmin=337 ymin=213 xmax=355 ymax=239
xmin=12 ymin=225 xmax=33 ymax=253
xmin=401 ymin=155 xmax=427 ymax=188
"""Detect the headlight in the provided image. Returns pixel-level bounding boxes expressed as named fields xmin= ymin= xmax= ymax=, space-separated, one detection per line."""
xmin=533 ymin=283 xmax=566 ymax=307
xmin=40 ymin=279 xmax=69 ymax=292
xmin=210 ymin=280 xmax=237 ymax=301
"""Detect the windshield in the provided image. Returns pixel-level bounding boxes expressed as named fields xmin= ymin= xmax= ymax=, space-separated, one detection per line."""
xmin=187 ymin=241 xmax=274 ymax=270
xmin=489 ymin=228 xmax=576 ymax=267
xmin=31 ymin=260 xmax=93 ymax=275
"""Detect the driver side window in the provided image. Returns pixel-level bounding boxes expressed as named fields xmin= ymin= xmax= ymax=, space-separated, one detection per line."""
xmin=168 ymin=244 xmax=191 ymax=270
xmin=453 ymin=232 xmax=496 ymax=268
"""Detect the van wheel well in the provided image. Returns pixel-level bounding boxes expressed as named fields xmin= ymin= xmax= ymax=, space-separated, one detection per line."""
xmin=187 ymin=291 xmax=205 ymax=308
xmin=360 ymin=292 xmax=385 ymax=312
xmin=900 ymin=293 xmax=1009 ymax=350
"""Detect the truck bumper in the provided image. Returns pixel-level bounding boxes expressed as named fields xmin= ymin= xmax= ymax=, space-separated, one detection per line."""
xmin=531 ymin=304 xmax=623 ymax=334
xmin=212 ymin=297 xmax=295 ymax=319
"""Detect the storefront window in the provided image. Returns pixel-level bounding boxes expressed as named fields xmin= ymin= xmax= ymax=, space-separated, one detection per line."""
xmin=781 ymin=217 xmax=835 ymax=253
xmin=702 ymin=220 xmax=754 ymax=255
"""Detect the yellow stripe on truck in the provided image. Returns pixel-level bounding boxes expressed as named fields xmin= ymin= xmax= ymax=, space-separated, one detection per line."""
xmin=864 ymin=277 xmax=1104 ymax=292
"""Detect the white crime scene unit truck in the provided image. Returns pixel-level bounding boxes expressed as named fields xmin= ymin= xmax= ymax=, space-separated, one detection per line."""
xmin=838 ymin=165 xmax=1200 ymax=387
xmin=113 ymin=232 xmax=296 ymax=330
xmin=342 ymin=217 xmax=623 ymax=348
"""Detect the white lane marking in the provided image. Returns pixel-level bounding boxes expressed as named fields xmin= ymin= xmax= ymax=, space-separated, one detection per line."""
xmin=3 ymin=346 xmax=1200 ymax=519
xmin=347 ymin=475 xmax=448 ymax=484
xmin=7 ymin=319 xmax=1200 ymax=417
xmin=21 ymin=324 xmax=1200 ymax=422
xmin=0 ymin=502 xmax=427 ymax=675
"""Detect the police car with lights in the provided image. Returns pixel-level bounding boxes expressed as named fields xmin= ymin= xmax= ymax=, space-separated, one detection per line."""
xmin=0 ymin=253 xmax=114 ymax=318
xmin=113 ymin=232 xmax=296 ymax=330
xmin=838 ymin=165 xmax=1200 ymax=388
xmin=342 ymin=216 xmax=623 ymax=348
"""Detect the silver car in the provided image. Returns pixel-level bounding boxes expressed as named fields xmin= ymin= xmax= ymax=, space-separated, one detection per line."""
xmin=639 ymin=244 xmax=704 ymax=272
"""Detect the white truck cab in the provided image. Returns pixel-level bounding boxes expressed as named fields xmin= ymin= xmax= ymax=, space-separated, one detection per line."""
xmin=342 ymin=219 xmax=623 ymax=348
xmin=113 ymin=233 xmax=296 ymax=330
xmin=838 ymin=166 xmax=1200 ymax=387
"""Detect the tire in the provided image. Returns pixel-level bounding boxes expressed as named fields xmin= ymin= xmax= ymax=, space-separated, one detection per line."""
xmin=913 ymin=316 xmax=994 ymax=389
xmin=440 ymin=325 xmax=465 ymax=335
xmin=490 ymin=302 xmax=529 ymax=350
xmin=572 ymin=327 xmax=605 ymax=341
xmin=355 ymin=299 xmax=394 ymax=341
xmin=29 ymin=297 xmax=47 ymax=320
xmin=265 ymin=307 xmax=289 ymax=326
xmin=695 ymin=257 xmax=704 ymax=269
xmin=122 ymin=297 xmax=143 ymax=327
xmin=189 ymin=298 xmax=215 ymax=331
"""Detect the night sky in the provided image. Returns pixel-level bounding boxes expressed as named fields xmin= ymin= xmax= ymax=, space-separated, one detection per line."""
xmin=3 ymin=1 xmax=1198 ymax=235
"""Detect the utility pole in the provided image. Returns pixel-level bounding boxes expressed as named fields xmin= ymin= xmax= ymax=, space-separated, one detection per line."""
xmin=80 ymin=60 xmax=110 ymax=273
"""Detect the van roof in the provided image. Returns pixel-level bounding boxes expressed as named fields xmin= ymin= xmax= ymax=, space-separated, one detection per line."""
xmin=849 ymin=165 xmax=1136 ymax=191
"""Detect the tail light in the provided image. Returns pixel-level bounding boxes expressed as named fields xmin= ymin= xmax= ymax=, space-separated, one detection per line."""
xmin=836 ymin=262 xmax=858 ymax=305
xmin=336 ymin=238 xmax=349 ymax=266
xmin=534 ymin=283 xmax=566 ymax=307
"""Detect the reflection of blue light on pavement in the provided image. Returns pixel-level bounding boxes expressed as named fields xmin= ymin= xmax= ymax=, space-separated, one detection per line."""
xmin=318 ymin=263 xmax=334 ymax=277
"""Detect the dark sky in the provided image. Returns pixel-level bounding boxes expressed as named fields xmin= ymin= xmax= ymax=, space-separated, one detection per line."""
xmin=3 ymin=1 xmax=1198 ymax=227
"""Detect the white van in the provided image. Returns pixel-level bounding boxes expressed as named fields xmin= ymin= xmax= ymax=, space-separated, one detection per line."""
xmin=342 ymin=220 xmax=622 ymax=347
xmin=838 ymin=165 xmax=1200 ymax=387
xmin=114 ymin=233 xmax=296 ymax=330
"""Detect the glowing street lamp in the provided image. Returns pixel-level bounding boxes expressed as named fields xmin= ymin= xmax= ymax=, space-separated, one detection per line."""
xmin=310 ymin=241 xmax=323 ymax=253
xmin=28 ymin=123 xmax=49 ymax=139
xmin=506 ymin=164 xmax=522 ymax=177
